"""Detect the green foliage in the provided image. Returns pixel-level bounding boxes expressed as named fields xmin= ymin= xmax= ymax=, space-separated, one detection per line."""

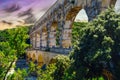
xmin=0 ymin=26 xmax=29 ymax=57
xmin=7 ymin=69 xmax=28 ymax=80
xmin=72 ymin=22 xmax=88 ymax=45
xmin=0 ymin=30 xmax=9 ymax=42
xmin=28 ymin=61 xmax=36 ymax=75
xmin=0 ymin=26 xmax=30 ymax=79
xmin=37 ymin=64 xmax=56 ymax=80
xmin=52 ymin=55 xmax=71 ymax=80
xmin=69 ymin=8 xmax=120 ymax=80
xmin=37 ymin=55 xmax=70 ymax=80
xmin=8 ymin=27 xmax=29 ymax=57
xmin=63 ymin=69 xmax=76 ymax=80
xmin=0 ymin=42 xmax=16 ymax=80
xmin=0 ymin=52 xmax=8 ymax=79
xmin=8 ymin=61 xmax=36 ymax=80
xmin=1 ymin=7 xmax=120 ymax=80
xmin=0 ymin=42 xmax=16 ymax=56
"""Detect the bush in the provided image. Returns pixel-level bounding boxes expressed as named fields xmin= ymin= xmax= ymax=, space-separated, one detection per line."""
xmin=52 ymin=55 xmax=71 ymax=80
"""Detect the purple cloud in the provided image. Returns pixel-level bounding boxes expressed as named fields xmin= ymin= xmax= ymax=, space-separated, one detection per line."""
xmin=3 ymin=3 xmax=21 ymax=12
xmin=0 ymin=0 xmax=57 ymax=24
xmin=18 ymin=8 xmax=32 ymax=17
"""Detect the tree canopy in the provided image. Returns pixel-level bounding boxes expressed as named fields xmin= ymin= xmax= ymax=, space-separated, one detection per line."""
xmin=69 ymin=8 xmax=120 ymax=80
xmin=0 ymin=26 xmax=30 ymax=79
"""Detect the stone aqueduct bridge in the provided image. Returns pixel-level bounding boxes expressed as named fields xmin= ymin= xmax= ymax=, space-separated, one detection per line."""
xmin=27 ymin=0 xmax=116 ymax=65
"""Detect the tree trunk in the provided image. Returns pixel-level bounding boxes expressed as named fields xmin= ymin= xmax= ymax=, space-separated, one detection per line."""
xmin=3 ymin=60 xmax=16 ymax=80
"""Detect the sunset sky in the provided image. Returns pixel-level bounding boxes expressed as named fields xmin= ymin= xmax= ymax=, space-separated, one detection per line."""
xmin=0 ymin=0 xmax=89 ymax=25
xmin=0 ymin=0 xmax=57 ymax=24
xmin=0 ymin=0 xmax=119 ymax=27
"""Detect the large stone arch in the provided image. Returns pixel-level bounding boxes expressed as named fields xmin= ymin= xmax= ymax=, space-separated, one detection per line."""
xmin=61 ymin=0 xmax=117 ymax=48
xmin=62 ymin=6 xmax=83 ymax=48
xmin=64 ymin=0 xmax=117 ymax=22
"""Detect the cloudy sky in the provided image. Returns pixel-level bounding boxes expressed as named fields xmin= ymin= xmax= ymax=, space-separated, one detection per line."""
xmin=0 ymin=0 xmax=57 ymax=25
xmin=0 ymin=0 xmax=119 ymax=28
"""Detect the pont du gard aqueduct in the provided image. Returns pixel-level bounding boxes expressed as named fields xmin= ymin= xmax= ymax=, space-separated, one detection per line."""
xmin=27 ymin=0 xmax=117 ymax=66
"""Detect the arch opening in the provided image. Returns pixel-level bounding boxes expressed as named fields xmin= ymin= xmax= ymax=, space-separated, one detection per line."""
xmin=74 ymin=9 xmax=88 ymax=22
xmin=32 ymin=53 xmax=36 ymax=62
xmin=62 ymin=7 xmax=88 ymax=48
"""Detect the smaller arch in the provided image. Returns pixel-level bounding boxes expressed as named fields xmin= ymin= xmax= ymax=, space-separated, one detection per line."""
xmin=27 ymin=53 xmax=32 ymax=62
xmin=32 ymin=53 xmax=36 ymax=62
xmin=38 ymin=54 xmax=44 ymax=66
xmin=34 ymin=60 xmax=38 ymax=64
xmin=29 ymin=58 xmax=32 ymax=62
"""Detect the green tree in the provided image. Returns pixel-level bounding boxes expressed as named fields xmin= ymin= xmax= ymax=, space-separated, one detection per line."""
xmin=0 ymin=42 xmax=16 ymax=80
xmin=28 ymin=61 xmax=37 ymax=76
xmin=0 ymin=29 xmax=9 ymax=42
xmin=8 ymin=27 xmax=29 ymax=57
xmin=0 ymin=26 xmax=30 ymax=79
xmin=69 ymin=8 xmax=120 ymax=80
